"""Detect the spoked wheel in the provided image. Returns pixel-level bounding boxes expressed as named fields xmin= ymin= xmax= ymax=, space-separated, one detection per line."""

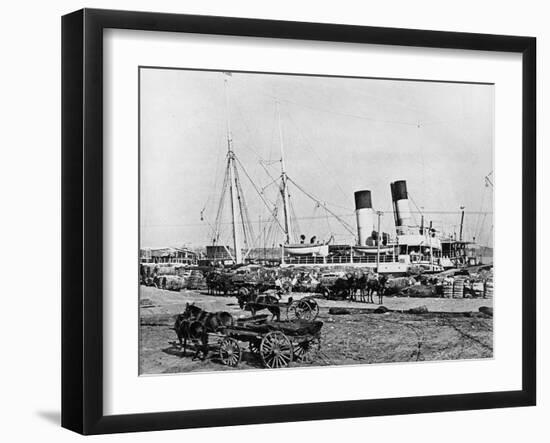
xmin=260 ymin=331 xmax=293 ymax=369
xmin=293 ymin=336 xmax=321 ymax=362
xmin=219 ymin=338 xmax=241 ymax=367
xmin=286 ymin=297 xmax=320 ymax=321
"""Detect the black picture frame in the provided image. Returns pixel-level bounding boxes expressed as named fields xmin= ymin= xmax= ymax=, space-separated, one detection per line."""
xmin=62 ymin=8 xmax=536 ymax=435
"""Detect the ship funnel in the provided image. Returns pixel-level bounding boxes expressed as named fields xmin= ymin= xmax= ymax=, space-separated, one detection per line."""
xmin=354 ymin=190 xmax=374 ymax=246
xmin=390 ymin=180 xmax=413 ymax=235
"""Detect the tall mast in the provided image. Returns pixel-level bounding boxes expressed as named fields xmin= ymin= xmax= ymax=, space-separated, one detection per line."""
xmin=376 ymin=211 xmax=382 ymax=273
xmin=277 ymin=100 xmax=293 ymax=244
xmin=224 ymin=77 xmax=243 ymax=264
xmin=459 ymin=205 xmax=465 ymax=242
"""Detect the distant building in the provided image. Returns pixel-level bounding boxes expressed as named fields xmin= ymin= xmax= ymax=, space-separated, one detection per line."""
xmin=204 ymin=246 xmax=281 ymax=266
xmin=140 ymin=247 xmax=198 ymax=265
xmin=206 ymin=245 xmax=233 ymax=261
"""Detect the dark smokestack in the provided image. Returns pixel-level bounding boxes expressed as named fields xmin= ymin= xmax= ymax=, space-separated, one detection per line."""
xmin=391 ymin=180 xmax=408 ymax=202
xmin=354 ymin=190 xmax=372 ymax=210
xmin=354 ymin=190 xmax=374 ymax=246
xmin=390 ymin=180 xmax=412 ymax=234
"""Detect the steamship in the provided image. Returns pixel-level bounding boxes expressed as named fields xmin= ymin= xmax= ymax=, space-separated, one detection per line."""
xmin=281 ymin=180 xmax=450 ymax=273
xmin=345 ymin=180 xmax=444 ymax=273
xmin=287 ymin=178 xmax=485 ymax=273
xmin=201 ymin=73 xmax=484 ymax=274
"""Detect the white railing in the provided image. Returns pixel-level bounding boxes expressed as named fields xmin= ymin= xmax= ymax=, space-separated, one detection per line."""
xmin=284 ymin=255 xmax=399 ymax=265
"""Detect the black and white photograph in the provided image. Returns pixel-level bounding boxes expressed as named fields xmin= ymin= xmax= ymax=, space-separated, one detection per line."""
xmin=139 ymin=68 xmax=494 ymax=374
xmin=0 ymin=0 xmax=545 ymax=439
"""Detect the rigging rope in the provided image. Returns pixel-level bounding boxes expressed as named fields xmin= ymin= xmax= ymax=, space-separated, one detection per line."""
xmin=266 ymin=193 xmax=282 ymax=247
xmin=407 ymin=193 xmax=423 ymax=228
xmin=284 ymin=109 xmax=351 ymax=205
xmin=234 ymin=156 xmax=286 ymax=233
xmin=233 ymin=162 xmax=257 ymax=250
xmin=232 ymin=163 xmax=250 ymax=249
xmin=288 ymin=193 xmax=302 ymax=244
xmin=323 ymin=204 xmax=333 ymax=238
xmin=268 ymin=94 xmax=421 ymax=127
xmin=212 ymin=160 xmax=231 ymax=244
xmin=287 ymin=176 xmax=356 ymax=237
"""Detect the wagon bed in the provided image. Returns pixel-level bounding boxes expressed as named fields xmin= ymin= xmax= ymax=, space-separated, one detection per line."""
xmin=230 ymin=316 xmax=323 ymax=336
xmin=214 ymin=315 xmax=323 ymax=369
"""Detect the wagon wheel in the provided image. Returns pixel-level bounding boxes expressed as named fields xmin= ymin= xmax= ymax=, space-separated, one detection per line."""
xmin=260 ymin=331 xmax=293 ymax=369
xmin=219 ymin=338 xmax=241 ymax=367
xmin=293 ymin=336 xmax=321 ymax=362
xmin=286 ymin=297 xmax=320 ymax=321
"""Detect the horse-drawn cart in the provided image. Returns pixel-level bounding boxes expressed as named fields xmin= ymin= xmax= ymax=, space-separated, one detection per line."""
xmin=237 ymin=292 xmax=320 ymax=322
xmin=217 ymin=315 xmax=323 ymax=368
xmin=174 ymin=302 xmax=322 ymax=369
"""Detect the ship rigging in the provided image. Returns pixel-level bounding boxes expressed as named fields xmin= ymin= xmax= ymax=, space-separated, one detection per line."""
xmin=205 ymin=74 xmax=354 ymax=264
xmin=202 ymin=73 xmax=492 ymax=272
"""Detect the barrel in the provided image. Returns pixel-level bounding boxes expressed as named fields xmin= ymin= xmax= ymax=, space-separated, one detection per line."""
xmin=453 ymin=278 xmax=465 ymax=298
xmin=443 ymin=283 xmax=453 ymax=298
xmin=484 ymin=279 xmax=494 ymax=298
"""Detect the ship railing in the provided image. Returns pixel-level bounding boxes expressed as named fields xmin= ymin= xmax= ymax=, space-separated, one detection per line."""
xmin=284 ymin=255 xmax=399 ymax=265
xmin=410 ymin=255 xmax=439 ymax=263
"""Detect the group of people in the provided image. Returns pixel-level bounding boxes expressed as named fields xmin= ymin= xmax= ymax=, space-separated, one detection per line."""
xmin=299 ymin=234 xmax=319 ymax=244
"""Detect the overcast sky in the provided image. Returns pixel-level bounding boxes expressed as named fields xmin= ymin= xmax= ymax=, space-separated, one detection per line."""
xmin=140 ymin=68 xmax=494 ymax=249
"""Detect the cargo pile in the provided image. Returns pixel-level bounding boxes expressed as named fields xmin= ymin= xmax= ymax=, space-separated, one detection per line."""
xmin=186 ymin=270 xmax=206 ymax=290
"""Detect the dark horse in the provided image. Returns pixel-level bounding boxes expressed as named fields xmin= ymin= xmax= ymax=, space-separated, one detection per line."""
xmin=348 ymin=274 xmax=365 ymax=302
xmin=173 ymin=303 xmax=234 ymax=359
xmin=206 ymin=272 xmax=234 ymax=296
xmin=365 ymin=275 xmax=388 ymax=304
xmin=236 ymin=289 xmax=283 ymax=321
xmin=323 ymin=276 xmax=355 ymax=301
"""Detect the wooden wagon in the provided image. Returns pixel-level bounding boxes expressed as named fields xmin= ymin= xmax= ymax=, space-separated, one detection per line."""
xmin=216 ymin=315 xmax=323 ymax=369
xmin=236 ymin=291 xmax=321 ymax=322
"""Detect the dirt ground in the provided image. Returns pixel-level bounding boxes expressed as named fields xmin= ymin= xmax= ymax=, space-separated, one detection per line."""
xmin=139 ymin=287 xmax=493 ymax=374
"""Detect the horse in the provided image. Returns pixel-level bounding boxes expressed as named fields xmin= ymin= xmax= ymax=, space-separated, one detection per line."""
xmin=237 ymin=289 xmax=282 ymax=321
xmin=174 ymin=303 xmax=234 ymax=359
xmin=339 ymin=273 xmax=370 ymax=302
xmin=323 ymin=276 xmax=355 ymax=301
xmin=173 ymin=314 xmax=193 ymax=357
xmin=365 ymin=275 xmax=388 ymax=304
xmin=344 ymin=274 xmax=358 ymax=301
xmin=352 ymin=274 xmax=369 ymax=303
xmin=182 ymin=303 xmax=234 ymax=331
xmin=206 ymin=272 xmax=233 ymax=296
xmin=205 ymin=272 xmax=218 ymax=295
